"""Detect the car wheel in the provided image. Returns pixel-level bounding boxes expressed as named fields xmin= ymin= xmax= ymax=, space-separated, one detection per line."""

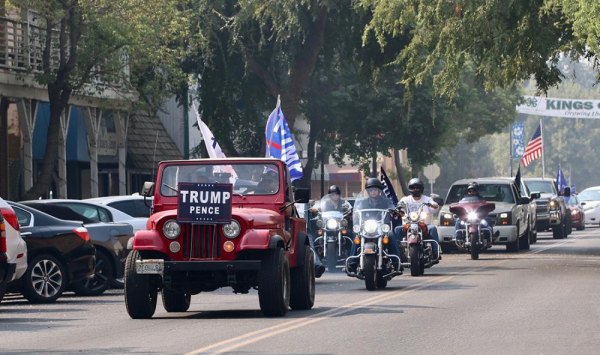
xmin=290 ymin=244 xmax=315 ymax=311
xmin=22 ymin=254 xmax=67 ymax=303
xmin=258 ymin=248 xmax=290 ymax=316
xmin=162 ymin=287 xmax=191 ymax=312
xmin=124 ymin=250 xmax=158 ymax=319
xmin=71 ymin=250 xmax=113 ymax=296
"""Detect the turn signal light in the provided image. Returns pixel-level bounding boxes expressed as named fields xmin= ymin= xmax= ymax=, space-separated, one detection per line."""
xmin=317 ymin=229 xmax=323 ymax=236
xmin=383 ymin=235 xmax=389 ymax=245
xmin=223 ymin=241 xmax=235 ymax=253
xmin=341 ymin=229 xmax=347 ymax=235
xmin=354 ymin=236 xmax=361 ymax=245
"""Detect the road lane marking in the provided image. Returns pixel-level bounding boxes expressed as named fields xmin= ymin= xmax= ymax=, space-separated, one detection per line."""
xmin=186 ymin=234 xmax=590 ymax=354
xmin=186 ymin=273 xmax=462 ymax=355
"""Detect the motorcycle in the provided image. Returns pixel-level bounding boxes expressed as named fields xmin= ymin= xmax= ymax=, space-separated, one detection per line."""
xmin=313 ymin=193 xmax=353 ymax=272
xmin=449 ymin=198 xmax=496 ymax=260
xmin=398 ymin=202 xmax=440 ymax=276
xmin=345 ymin=190 xmax=402 ymax=290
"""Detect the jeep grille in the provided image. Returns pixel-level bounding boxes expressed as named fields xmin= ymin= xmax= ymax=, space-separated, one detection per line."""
xmin=182 ymin=224 xmax=221 ymax=259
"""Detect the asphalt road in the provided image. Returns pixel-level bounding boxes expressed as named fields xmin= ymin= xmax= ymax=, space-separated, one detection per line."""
xmin=2 ymin=229 xmax=600 ymax=354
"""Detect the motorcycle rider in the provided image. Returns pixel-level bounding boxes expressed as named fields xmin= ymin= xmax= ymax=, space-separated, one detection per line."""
xmin=310 ymin=185 xmax=352 ymax=214
xmin=454 ymin=182 xmax=497 ymax=240
xmin=395 ymin=178 xmax=441 ymax=259
xmin=348 ymin=178 xmax=401 ymax=271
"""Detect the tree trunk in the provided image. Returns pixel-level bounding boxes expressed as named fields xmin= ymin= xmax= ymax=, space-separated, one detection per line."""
xmin=23 ymin=3 xmax=81 ymax=200
xmin=394 ymin=150 xmax=409 ymax=196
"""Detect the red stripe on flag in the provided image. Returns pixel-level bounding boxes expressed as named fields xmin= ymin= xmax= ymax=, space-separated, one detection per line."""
xmin=266 ymin=140 xmax=282 ymax=150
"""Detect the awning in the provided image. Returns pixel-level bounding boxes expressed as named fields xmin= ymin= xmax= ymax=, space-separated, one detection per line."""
xmin=127 ymin=112 xmax=182 ymax=171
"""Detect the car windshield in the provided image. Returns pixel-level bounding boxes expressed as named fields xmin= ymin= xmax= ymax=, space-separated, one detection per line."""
xmin=446 ymin=183 xmax=515 ymax=204
xmin=524 ymin=180 xmax=556 ymax=194
xmin=160 ymin=162 xmax=280 ymax=196
xmin=578 ymin=189 xmax=600 ymax=201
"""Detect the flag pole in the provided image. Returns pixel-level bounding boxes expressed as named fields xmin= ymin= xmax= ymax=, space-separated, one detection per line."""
xmin=540 ymin=118 xmax=545 ymax=178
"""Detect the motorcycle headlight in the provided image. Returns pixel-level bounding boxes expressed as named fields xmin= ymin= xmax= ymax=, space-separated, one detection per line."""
xmin=420 ymin=211 xmax=428 ymax=220
xmin=381 ymin=224 xmax=391 ymax=233
xmin=326 ymin=219 xmax=339 ymax=230
xmin=353 ymin=225 xmax=361 ymax=233
xmin=316 ymin=219 xmax=324 ymax=228
xmin=163 ymin=220 xmax=181 ymax=239
xmin=480 ymin=219 xmax=488 ymax=226
xmin=467 ymin=212 xmax=478 ymax=222
xmin=341 ymin=219 xmax=348 ymax=228
xmin=364 ymin=220 xmax=379 ymax=234
xmin=222 ymin=220 xmax=241 ymax=238
xmin=409 ymin=211 xmax=419 ymax=222
xmin=571 ymin=209 xmax=578 ymax=215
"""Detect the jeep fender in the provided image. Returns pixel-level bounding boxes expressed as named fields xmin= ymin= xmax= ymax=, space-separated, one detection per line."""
xmin=132 ymin=229 xmax=167 ymax=252
xmin=289 ymin=232 xmax=310 ymax=268
xmin=238 ymin=229 xmax=278 ymax=250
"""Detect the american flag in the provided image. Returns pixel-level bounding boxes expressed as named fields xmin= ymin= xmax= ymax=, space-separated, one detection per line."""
xmin=521 ymin=124 xmax=543 ymax=167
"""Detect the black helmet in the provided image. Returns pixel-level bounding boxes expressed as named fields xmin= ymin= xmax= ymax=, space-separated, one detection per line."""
xmin=466 ymin=182 xmax=479 ymax=194
xmin=365 ymin=177 xmax=384 ymax=190
xmin=408 ymin=178 xmax=424 ymax=197
xmin=328 ymin=185 xmax=341 ymax=195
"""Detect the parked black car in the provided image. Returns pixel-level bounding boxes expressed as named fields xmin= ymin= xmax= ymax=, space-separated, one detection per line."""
xmin=7 ymin=202 xmax=95 ymax=303
xmin=19 ymin=202 xmax=133 ymax=294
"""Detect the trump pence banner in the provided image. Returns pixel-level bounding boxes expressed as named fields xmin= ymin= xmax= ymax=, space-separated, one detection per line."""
xmin=177 ymin=182 xmax=233 ymax=224
xmin=516 ymin=96 xmax=600 ymax=119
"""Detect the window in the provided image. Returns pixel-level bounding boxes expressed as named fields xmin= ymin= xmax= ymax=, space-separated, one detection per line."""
xmin=13 ymin=207 xmax=32 ymax=227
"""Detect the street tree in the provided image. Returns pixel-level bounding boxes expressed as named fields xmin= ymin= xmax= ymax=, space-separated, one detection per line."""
xmin=12 ymin=0 xmax=198 ymax=199
xmin=359 ymin=0 xmax=600 ymax=98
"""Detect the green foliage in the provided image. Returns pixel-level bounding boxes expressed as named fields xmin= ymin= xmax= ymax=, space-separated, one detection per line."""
xmin=360 ymin=0 xmax=599 ymax=98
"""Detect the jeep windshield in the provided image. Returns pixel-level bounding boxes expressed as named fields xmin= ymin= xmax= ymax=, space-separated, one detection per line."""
xmin=446 ymin=184 xmax=515 ymax=204
xmin=524 ymin=180 xmax=556 ymax=194
xmin=160 ymin=163 xmax=280 ymax=196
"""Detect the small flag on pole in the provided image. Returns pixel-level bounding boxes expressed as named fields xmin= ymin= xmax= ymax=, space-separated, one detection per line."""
xmin=514 ymin=165 xmax=522 ymax=195
xmin=521 ymin=124 xmax=543 ymax=167
xmin=379 ymin=167 xmax=399 ymax=205
xmin=556 ymin=166 xmax=567 ymax=194
xmin=265 ymin=99 xmax=303 ymax=181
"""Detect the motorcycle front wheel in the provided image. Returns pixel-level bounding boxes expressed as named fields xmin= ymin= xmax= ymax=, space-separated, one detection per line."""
xmin=326 ymin=240 xmax=337 ymax=273
xmin=409 ymin=244 xmax=422 ymax=276
xmin=363 ymin=254 xmax=377 ymax=291
xmin=469 ymin=233 xmax=479 ymax=260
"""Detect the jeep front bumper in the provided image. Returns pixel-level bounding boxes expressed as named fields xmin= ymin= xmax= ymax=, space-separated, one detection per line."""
xmin=136 ymin=259 xmax=262 ymax=276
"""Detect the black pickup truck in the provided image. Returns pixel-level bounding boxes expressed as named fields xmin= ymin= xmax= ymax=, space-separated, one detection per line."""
xmin=522 ymin=178 xmax=571 ymax=239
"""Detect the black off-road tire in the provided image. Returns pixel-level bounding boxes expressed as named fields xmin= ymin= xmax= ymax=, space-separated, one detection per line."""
xmin=519 ymin=228 xmax=531 ymax=251
xmin=409 ymin=245 xmax=422 ymax=276
xmin=22 ymin=254 xmax=67 ymax=303
xmin=124 ymin=250 xmax=158 ymax=319
xmin=258 ymin=248 xmax=290 ymax=317
xmin=290 ymin=244 xmax=315 ymax=310
xmin=0 ymin=282 xmax=6 ymax=304
xmin=71 ymin=250 xmax=113 ymax=296
xmin=162 ymin=288 xmax=191 ymax=312
xmin=363 ymin=254 xmax=377 ymax=291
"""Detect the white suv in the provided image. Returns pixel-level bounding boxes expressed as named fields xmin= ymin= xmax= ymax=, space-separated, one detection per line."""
xmin=0 ymin=198 xmax=27 ymax=302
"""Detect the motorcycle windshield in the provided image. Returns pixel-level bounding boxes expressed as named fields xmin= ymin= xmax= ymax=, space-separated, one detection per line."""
xmin=319 ymin=193 xmax=347 ymax=215
xmin=352 ymin=189 xmax=394 ymax=230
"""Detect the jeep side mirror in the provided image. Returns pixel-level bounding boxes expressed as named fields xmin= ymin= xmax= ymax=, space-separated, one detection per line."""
xmin=519 ymin=196 xmax=531 ymax=204
xmin=141 ymin=181 xmax=155 ymax=197
xmin=293 ymin=188 xmax=310 ymax=203
xmin=530 ymin=192 xmax=541 ymax=200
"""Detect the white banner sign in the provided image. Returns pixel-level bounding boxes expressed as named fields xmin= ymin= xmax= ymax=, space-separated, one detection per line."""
xmin=516 ymin=95 xmax=600 ymax=119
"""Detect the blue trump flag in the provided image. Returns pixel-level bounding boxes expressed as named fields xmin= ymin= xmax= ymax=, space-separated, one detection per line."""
xmin=380 ymin=167 xmax=399 ymax=205
xmin=556 ymin=166 xmax=567 ymax=194
xmin=265 ymin=100 xmax=303 ymax=181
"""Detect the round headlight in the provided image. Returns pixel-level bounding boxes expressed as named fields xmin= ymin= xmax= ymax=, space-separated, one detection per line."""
xmin=467 ymin=211 xmax=478 ymax=222
xmin=222 ymin=220 xmax=241 ymax=239
xmin=326 ymin=219 xmax=339 ymax=230
xmin=353 ymin=225 xmax=361 ymax=233
xmin=409 ymin=211 xmax=419 ymax=222
xmin=381 ymin=224 xmax=391 ymax=233
xmin=340 ymin=219 xmax=348 ymax=227
xmin=316 ymin=219 xmax=324 ymax=228
xmin=364 ymin=220 xmax=378 ymax=234
xmin=163 ymin=220 xmax=181 ymax=239
xmin=549 ymin=200 xmax=556 ymax=207
xmin=420 ymin=211 xmax=428 ymax=220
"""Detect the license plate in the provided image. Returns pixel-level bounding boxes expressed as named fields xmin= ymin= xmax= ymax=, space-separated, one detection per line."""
xmin=135 ymin=260 xmax=164 ymax=274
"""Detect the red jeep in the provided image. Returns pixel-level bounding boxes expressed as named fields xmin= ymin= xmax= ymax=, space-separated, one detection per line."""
xmin=124 ymin=158 xmax=314 ymax=318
